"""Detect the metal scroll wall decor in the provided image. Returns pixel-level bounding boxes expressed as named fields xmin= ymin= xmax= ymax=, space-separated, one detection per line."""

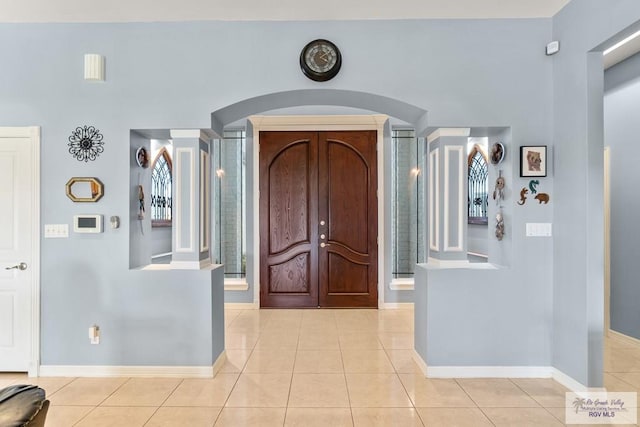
xmin=68 ymin=125 xmax=105 ymax=162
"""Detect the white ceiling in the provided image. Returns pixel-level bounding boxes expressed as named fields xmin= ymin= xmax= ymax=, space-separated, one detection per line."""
xmin=0 ymin=0 xmax=572 ymax=23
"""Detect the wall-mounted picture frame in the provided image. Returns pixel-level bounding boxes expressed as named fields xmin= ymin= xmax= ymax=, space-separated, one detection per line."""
xmin=136 ymin=146 xmax=149 ymax=168
xmin=520 ymin=145 xmax=547 ymax=177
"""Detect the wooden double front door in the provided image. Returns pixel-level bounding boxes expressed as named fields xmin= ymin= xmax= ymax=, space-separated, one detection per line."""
xmin=259 ymin=131 xmax=378 ymax=308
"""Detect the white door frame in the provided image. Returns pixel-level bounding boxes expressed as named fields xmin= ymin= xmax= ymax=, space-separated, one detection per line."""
xmin=604 ymin=146 xmax=611 ymax=334
xmin=249 ymin=115 xmax=388 ymax=308
xmin=0 ymin=126 xmax=40 ymax=376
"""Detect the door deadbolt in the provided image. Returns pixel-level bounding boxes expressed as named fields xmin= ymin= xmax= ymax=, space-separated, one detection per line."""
xmin=320 ymin=234 xmax=326 ymax=239
xmin=5 ymin=262 xmax=27 ymax=271
xmin=320 ymin=243 xmax=326 ymax=248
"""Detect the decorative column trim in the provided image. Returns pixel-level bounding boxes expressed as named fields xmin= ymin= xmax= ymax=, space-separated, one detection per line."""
xmin=174 ymin=147 xmax=195 ymax=253
xmin=444 ymin=145 xmax=464 ymax=252
xmin=429 ymin=148 xmax=440 ymax=252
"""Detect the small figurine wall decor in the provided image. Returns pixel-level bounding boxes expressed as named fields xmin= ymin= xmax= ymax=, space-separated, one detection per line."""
xmin=68 ymin=125 xmax=105 ymax=162
xmin=492 ymin=170 xmax=505 ymax=205
xmin=495 ymin=211 xmax=505 ymax=241
xmin=517 ymin=187 xmax=528 ymax=205
xmin=528 ymin=179 xmax=540 ymax=194
xmin=534 ymin=193 xmax=550 ymax=204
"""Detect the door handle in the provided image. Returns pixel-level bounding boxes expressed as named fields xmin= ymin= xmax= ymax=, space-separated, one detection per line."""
xmin=5 ymin=262 xmax=27 ymax=271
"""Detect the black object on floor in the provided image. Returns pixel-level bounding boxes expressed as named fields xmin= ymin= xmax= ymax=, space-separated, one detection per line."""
xmin=0 ymin=384 xmax=49 ymax=427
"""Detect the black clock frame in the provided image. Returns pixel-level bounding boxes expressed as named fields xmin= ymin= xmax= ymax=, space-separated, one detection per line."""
xmin=300 ymin=39 xmax=342 ymax=82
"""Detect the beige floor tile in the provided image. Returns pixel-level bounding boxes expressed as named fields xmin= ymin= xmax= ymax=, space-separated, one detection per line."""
xmin=163 ymin=374 xmax=239 ymax=407
xmin=338 ymin=331 xmax=382 ymax=349
xmin=375 ymin=317 xmax=413 ymax=333
xmin=101 ymin=378 xmax=181 ymax=406
xmin=225 ymin=373 xmax=292 ymax=407
xmin=610 ymin=372 xmax=640 ymax=389
xmin=145 ymin=406 xmax=222 ymax=427
xmin=44 ymin=405 xmax=94 ymax=427
xmin=378 ymin=332 xmax=414 ymax=349
xmin=243 ymin=349 xmax=297 ymax=373
xmin=605 ymin=350 xmax=640 ymax=373
xmin=285 ymin=408 xmax=353 ymax=426
xmin=399 ymin=374 xmax=476 ymax=407
xmin=74 ymin=406 xmax=157 ymax=427
xmin=288 ymin=373 xmax=350 ymax=407
xmin=298 ymin=331 xmax=341 ymax=350
xmin=346 ymin=373 xmax=412 ymax=407
xmin=294 ymin=350 xmax=344 ymax=373
xmin=604 ymin=373 xmax=639 ymax=392
xmin=218 ymin=349 xmax=252 ymax=373
xmin=48 ymin=377 xmax=128 ymax=406
xmin=352 ymin=408 xmax=424 ymax=426
xmin=341 ymin=349 xmax=395 ymax=373
xmin=261 ymin=319 xmax=302 ymax=334
xmin=386 ymin=350 xmax=422 ymax=374
xmin=416 ymin=407 xmax=493 ymax=427
xmin=255 ymin=330 xmax=300 ymax=349
xmin=510 ymin=378 xmax=570 ymax=408
xmin=215 ymin=407 xmax=286 ymax=427
xmin=457 ymin=379 xmax=540 ymax=408
xmin=481 ymin=407 xmax=564 ymax=426
xmin=26 ymin=377 xmax=76 ymax=396
xmin=0 ymin=373 xmax=27 ymax=388
xmin=225 ymin=332 xmax=258 ymax=349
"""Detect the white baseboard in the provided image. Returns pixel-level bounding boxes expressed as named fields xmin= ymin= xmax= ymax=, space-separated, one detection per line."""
xmin=211 ymin=351 xmax=226 ymax=376
xmin=39 ymin=364 xmax=215 ymax=378
xmin=224 ymin=279 xmax=249 ymax=291
xmin=426 ymin=365 xmax=554 ymax=379
xmin=609 ymin=329 xmax=640 ymax=348
xmin=225 ymin=302 xmax=259 ymax=310
xmin=551 ymin=368 xmax=589 ymax=392
xmin=389 ymin=279 xmax=415 ymax=291
xmin=412 ymin=349 xmax=428 ymax=376
xmin=381 ymin=302 xmax=414 ymax=309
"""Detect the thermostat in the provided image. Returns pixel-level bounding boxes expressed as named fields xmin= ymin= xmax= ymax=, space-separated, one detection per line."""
xmin=73 ymin=214 xmax=103 ymax=233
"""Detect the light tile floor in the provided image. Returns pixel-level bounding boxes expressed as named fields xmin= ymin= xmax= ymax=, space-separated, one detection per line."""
xmin=1 ymin=308 xmax=639 ymax=426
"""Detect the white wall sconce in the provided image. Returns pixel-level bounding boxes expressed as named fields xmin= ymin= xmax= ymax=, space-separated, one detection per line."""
xmin=84 ymin=54 xmax=105 ymax=81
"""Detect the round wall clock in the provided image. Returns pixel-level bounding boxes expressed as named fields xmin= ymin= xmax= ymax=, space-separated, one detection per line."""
xmin=300 ymin=39 xmax=342 ymax=82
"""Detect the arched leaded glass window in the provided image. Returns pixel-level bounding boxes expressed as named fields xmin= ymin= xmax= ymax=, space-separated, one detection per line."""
xmin=151 ymin=148 xmax=172 ymax=226
xmin=468 ymin=145 xmax=488 ymax=224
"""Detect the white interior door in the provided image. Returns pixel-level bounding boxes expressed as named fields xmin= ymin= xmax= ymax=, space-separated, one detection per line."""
xmin=0 ymin=127 xmax=39 ymax=373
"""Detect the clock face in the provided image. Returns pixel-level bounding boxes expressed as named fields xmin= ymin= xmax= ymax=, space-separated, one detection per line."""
xmin=300 ymin=39 xmax=342 ymax=82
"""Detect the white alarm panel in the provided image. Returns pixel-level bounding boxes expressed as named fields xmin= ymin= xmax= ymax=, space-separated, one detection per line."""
xmin=73 ymin=214 xmax=103 ymax=233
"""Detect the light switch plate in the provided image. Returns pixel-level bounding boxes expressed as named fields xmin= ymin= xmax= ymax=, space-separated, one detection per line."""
xmin=44 ymin=224 xmax=69 ymax=238
xmin=526 ymin=223 xmax=552 ymax=237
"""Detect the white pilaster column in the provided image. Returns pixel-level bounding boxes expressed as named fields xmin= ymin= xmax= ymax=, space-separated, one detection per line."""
xmin=169 ymin=129 xmax=211 ymax=269
xmin=427 ymin=128 xmax=470 ymax=265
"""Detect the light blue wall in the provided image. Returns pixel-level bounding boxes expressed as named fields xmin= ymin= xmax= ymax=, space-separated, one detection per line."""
xmin=604 ymin=52 xmax=640 ymax=340
xmin=1 ymin=6 xmax=638 ymax=374
xmin=552 ymin=0 xmax=640 ymax=387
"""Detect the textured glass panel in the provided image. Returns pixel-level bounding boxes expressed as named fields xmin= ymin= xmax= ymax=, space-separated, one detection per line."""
xmin=391 ymin=130 xmax=425 ymax=278
xmin=468 ymin=150 xmax=488 ymax=222
xmin=151 ymin=151 xmax=172 ymax=222
xmin=213 ymin=130 xmax=246 ymax=278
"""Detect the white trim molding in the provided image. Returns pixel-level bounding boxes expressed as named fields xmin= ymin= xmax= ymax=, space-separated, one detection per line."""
xmin=443 ymin=145 xmax=464 ymax=252
xmin=200 ymin=149 xmax=210 ymax=253
xmin=169 ymin=258 xmax=212 ymax=270
xmin=412 ymin=349 xmax=429 ymax=376
xmin=224 ymin=278 xmax=249 ymax=291
xmin=174 ymin=147 xmax=195 ymax=253
xmin=428 ymin=148 xmax=439 ymax=252
xmin=39 ymin=364 xmax=216 ymax=378
xmin=427 ymin=127 xmax=471 ymax=144
xmin=389 ymin=278 xmax=415 ymax=291
xmin=249 ymin=114 xmax=388 ymax=308
xmin=427 ymin=365 xmax=554 ymax=379
xmin=382 ymin=302 xmax=415 ymax=309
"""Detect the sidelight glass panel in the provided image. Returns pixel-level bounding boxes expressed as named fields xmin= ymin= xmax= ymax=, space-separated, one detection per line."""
xmin=212 ymin=130 xmax=246 ymax=278
xmin=391 ymin=129 xmax=426 ymax=278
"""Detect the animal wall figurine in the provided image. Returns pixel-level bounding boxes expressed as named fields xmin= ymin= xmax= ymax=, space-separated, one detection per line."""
xmin=528 ymin=180 xmax=540 ymax=194
xmin=535 ymin=193 xmax=550 ymax=204
xmin=517 ymin=187 xmax=528 ymax=205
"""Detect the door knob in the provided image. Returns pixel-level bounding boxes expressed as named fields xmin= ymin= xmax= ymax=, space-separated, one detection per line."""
xmin=5 ymin=262 xmax=27 ymax=271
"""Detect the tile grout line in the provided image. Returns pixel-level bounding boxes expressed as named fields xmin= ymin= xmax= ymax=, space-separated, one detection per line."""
xmin=453 ymin=378 xmax=498 ymax=427
xmin=141 ymin=378 xmax=185 ymax=426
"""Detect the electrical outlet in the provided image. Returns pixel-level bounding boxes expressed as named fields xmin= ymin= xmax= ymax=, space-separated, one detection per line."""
xmin=88 ymin=325 xmax=100 ymax=344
